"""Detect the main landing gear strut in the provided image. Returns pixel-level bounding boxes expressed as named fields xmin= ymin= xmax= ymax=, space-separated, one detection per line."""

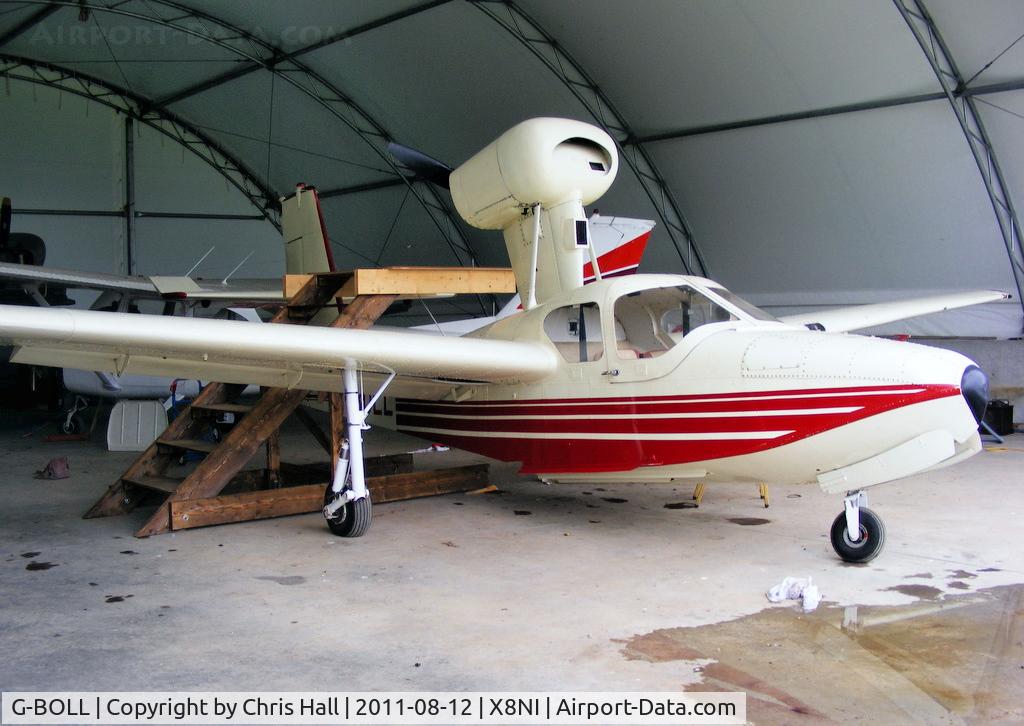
xmin=829 ymin=490 xmax=886 ymax=563
xmin=322 ymin=367 xmax=393 ymax=537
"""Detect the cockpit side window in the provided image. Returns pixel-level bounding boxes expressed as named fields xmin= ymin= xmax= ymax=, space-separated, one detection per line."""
xmin=614 ymin=286 xmax=735 ymax=360
xmin=544 ymin=302 xmax=604 ymax=364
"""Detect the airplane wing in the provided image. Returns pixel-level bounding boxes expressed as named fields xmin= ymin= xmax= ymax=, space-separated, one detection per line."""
xmin=0 ymin=260 xmax=294 ymax=303
xmin=0 ymin=305 xmax=557 ymax=396
xmin=778 ymin=290 xmax=1010 ymax=333
xmin=0 ymin=261 xmax=160 ymax=295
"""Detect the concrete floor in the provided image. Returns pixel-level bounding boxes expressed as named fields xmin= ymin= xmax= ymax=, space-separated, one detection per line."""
xmin=1 ymin=410 xmax=1022 ymax=724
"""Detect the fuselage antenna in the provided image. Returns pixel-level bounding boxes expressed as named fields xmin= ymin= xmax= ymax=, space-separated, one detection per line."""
xmin=184 ymin=247 xmax=215 ymax=277
xmin=222 ymin=250 xmax=255 ymax=285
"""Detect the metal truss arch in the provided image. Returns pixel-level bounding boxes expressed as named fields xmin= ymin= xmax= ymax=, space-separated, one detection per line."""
xmin=8 ymin=0 xmax=478 ymax=270
xmin=471 ymin=0 xmax=708 ymax=277
xmin=0 ymin=53 xmax=281 ymax=229
xmin=895 ymin=0 xmax=1024 ymax=323
xmin=6 ymin=0 xmax=477 ymax=268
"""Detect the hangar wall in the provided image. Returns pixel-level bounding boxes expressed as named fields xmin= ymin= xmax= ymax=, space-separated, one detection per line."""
xmin=1 ymin=0 xmax=1023 ymax=336
xmin=0 ymin=79 xmax=283 ymax=292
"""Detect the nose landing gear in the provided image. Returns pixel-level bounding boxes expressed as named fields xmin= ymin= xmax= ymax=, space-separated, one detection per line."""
xmin=830 ymin=490 xmax=886 ymax=563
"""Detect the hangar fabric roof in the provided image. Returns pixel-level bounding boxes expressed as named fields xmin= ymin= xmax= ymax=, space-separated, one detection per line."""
xmin=1 ymin=0 xmax=1022 ymax=335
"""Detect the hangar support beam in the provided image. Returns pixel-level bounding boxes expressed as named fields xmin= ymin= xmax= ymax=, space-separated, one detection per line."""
xmin=630 ymin=77 xmax=1024 ymax=143
xmin=155 ymin=0 xmax=453 ymax=107
xmin=894 ymin=0 xmax=1024 ymax=324
xmin=0 ymin=54 xmax=281 ymax=230
xmin=11 ymin=0 xmax=479 ymax=276
xmin=0 ymin=3 xmax=60 ymax=48
xmin=471 ymin=0 xmax=709 ymax=278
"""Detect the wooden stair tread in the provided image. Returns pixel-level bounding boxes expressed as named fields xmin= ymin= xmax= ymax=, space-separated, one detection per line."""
xmin=123 ymin=475 xmax=181 ymax=493
xmin=156 ymin=437 xmax=217 ymax=453
xmin=191 ymin=402 xmax=253 ymax=414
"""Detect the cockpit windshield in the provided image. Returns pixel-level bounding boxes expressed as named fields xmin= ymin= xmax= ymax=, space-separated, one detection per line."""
xmin=614 ymin=285 xmax=735 ymax=360
xmin=706 ymin=286 xmax=778 ymax=322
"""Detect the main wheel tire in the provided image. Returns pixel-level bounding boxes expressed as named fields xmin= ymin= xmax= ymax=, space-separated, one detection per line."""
xmin=323 ymin=486 xmax=372 ymax=537
xmin=830 ymin=506 xmax=885 ymax=563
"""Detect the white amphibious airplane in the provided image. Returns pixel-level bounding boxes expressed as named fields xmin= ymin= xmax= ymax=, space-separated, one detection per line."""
xmin=0 ymin=118 xmax=1006 ymax=562
xmin=0 ymin=185 xmax=652 ymax=413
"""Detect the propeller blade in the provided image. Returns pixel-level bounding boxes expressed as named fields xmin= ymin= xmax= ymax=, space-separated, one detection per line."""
xmin=387 ymin=142 xmax=452 ymax=189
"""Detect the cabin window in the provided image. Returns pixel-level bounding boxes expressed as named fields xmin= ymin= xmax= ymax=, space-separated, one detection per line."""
xmin=614 ymin=286 xmax=735 ymax=360
xmin=544 ymin=302 xmax=604 ymax=363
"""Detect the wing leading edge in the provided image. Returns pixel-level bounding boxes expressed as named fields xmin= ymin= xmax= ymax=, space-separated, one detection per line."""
xmin=0 ymin=304 xmax=557 ymax=394
xmin=778 ymin=290 xmax=1010 ymax=333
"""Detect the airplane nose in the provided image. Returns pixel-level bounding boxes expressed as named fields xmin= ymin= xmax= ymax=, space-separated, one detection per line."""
xmin=961 ymin=365 xmax=989 ymax=425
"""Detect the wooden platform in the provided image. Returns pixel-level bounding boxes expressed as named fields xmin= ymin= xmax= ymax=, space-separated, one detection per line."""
xmin=283 ymin=266 xmax=516 ymax=298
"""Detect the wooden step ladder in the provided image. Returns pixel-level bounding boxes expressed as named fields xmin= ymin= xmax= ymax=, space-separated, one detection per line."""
xmin=84 ymin=272 xmax=397 ymax=536
xmin=82 ymin=267 xmax=512 ymax=537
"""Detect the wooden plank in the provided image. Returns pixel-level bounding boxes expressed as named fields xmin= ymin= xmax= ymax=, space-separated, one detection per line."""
xmin=191 ymin=402 xmax=253 ymax=414
xmin=157 ymin=438 xmax=217 ymax=453
xmin=171 ymin=485 xmax=323 ymax=529
xmin=122 ymin=475 xmax=182 ymax=494
xmin=84 ymin=381 xmax=241 ymax=519
xmin=330 ymin=293 xmax=397 ymax=329
xmin=265 ymin=430 xmax=281 ymax=486
xmin=169 ymin=464 xmax=490 ymax=530
xmin=272 ymin=273 xmax=351 ymax=322
xmin=369 ymin=464 xmax=490 ymax=503
xmin=344 ymin=267 xmax=516 ymax=296
xmin=278 ymin=454 xmax=414 ymax=485
xmin=284 ymin=267 xmax=516 ymax=299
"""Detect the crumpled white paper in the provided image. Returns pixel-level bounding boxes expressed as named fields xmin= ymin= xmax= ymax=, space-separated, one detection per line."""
xmin=767 ymin=576 xmax=821 ymax=612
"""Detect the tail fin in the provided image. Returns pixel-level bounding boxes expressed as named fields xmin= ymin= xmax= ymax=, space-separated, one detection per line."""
xmin=584 ymin=213 xmax=654 ymax=281
xmin=280 ymin=184 xmax=335 ymax=275
xmin=418 ymin=213 xmax=655 ymax=334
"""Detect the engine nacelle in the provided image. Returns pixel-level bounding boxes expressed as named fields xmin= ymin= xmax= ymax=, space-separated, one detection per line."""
xmin=450 ymin=117 xmax=617 ymax=230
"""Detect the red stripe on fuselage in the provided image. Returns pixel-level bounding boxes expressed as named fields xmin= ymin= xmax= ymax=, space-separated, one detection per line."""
xmin=394 ymin=384 xmax=959 ymax=474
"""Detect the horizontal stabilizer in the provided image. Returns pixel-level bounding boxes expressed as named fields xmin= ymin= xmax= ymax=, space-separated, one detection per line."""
xmin=779 ymin=290 xmax=1010 ymax=333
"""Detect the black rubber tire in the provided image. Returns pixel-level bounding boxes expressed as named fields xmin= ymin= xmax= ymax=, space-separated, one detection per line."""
xmin=830 ymin=506 xmax=886 ymax=563
xmin=61 ymin=414 xmax=85 ymax=435
xmin=323 ymin=485 xmax=372 ymax=537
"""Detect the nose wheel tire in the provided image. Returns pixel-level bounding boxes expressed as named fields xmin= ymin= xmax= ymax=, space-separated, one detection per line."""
xmin=323 ymin=485 xmax=372 ymax=538
xmin=830 ymin=506 xmax=885 ymax=563
xmin=61 ymin=414 xmax=86 ymax=435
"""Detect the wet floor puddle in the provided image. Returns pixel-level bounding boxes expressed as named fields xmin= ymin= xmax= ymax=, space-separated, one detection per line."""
xmin=620 ymin=583 xmax=1024 ymax=723
xmin=255 ymin=575 xmax=306 ymax=586
xmin=25 ymin=561 xmax=57 ymax=571
xmin=728 ymin=517 xmax=771 ymax=526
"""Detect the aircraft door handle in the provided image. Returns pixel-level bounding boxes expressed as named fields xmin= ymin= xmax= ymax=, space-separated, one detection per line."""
xmin=602 ymin=369 xmax=619 ymax=377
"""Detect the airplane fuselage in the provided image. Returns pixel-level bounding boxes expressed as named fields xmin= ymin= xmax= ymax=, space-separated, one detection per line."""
xmin=371 ymin=274 xmax=983 ymax=493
